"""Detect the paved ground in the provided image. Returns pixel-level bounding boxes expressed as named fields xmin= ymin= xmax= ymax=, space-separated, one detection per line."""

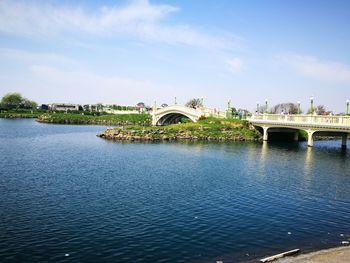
xmin=276 ymin=246 xmax=350 ymax=263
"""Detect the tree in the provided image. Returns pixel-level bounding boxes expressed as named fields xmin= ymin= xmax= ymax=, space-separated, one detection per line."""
xmin=306 ymin=105 xmax=326 ymax=115
xmin=315 ymin=105 xmax=326 ymax=115
xmin=256 ymin=105 xmax=266 ymax=114
xmin=1 ymin=92 xmax=23 ymax=109
xmin=96 ymin=103 xmax=103 ymax=112
xmin=185 ymin=98 xmax=203 ymax=109
xmin=136 ymin=102 xmax=145 ymax=108
xmin=21 ymin=99 xmax=37 ymax=109
xmin=83 ymin=104 xmax=90 ymax=111
xmin=271 ymin=102 xmax=299 ymax=114
xmin=1 ymin=92 xmax=38 ymax=110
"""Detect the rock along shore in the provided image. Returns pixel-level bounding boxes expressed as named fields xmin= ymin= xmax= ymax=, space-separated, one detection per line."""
xmin=97 ymin=127 xmax=261 ymax=142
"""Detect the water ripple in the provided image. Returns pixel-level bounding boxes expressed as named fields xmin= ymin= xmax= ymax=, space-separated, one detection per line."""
xmin=1 ymin=119 xmax=350 ymax=262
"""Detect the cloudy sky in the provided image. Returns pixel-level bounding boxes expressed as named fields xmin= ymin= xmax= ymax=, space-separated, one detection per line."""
xmin=0 ymin=0 xmax=350 ymax=112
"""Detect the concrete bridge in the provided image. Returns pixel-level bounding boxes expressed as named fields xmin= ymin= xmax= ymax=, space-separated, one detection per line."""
xmin=151 ymin=104 xmax=225 ymax=126
xmin=249 ymin=114 xmax=350 ymax=147
xmin=152 ymin=105 xmax=350 ymax=148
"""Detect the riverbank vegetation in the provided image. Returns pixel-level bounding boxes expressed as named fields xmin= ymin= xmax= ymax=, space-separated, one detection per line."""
xmin=98 ymin=117 xmax=261 ymax=141
xmin=0 ymin=92 xmax=41 ymax=118
xmin=0 ymin=92 xmax=37 ymax=110
xmin=37 ymin=113 xmax=151 ymax=125
xmin=0 ymin=111 xmax=42 ymax=118
xmin=0 ymin=109 xmax=46 ymax=118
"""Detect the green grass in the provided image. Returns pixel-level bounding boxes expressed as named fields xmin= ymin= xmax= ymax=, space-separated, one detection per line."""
xmin=0 ymin=109 xmax=44 ymax=118
xmin=102 ymin=117 xmax=261 ymax=141
xmin=37 ymin=113 xmax=151 ymax=125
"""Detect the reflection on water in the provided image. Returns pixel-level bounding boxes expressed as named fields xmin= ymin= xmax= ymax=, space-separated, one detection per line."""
xmin=304 ymin=146 xmax=313 ymax=185
xmin=259 ymin=141 xmax=269 ymax=176
xmin=0 ymin=119 xmax=350 ymax=263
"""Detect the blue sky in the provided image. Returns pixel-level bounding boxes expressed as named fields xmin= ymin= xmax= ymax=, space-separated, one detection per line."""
xmin=0 ymin=0 xmax=350 ymax=112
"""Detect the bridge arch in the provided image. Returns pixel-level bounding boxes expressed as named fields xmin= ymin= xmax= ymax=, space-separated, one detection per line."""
xmin=152 ymin=105 xmax=201 ymax=126
xmin=156 ymin=112 xmax=196 ymax=125
xmin=254 ymin=125 xmax=300 ymax=142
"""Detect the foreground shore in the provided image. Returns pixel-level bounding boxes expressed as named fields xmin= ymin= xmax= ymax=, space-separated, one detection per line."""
xmin=276 ymin=246 xmax=350 ymax=263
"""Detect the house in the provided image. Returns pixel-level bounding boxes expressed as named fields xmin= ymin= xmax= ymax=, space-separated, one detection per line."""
xmin=49 ymin=103 xmax=79 ymax=111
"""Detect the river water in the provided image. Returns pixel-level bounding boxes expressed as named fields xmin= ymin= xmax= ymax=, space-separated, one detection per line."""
xmin=0 ymin=119 xmax=350 ymax=263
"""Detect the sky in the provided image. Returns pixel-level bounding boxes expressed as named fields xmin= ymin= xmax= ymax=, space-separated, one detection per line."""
xmin=0 ymin=0 xmax=350 ymax=112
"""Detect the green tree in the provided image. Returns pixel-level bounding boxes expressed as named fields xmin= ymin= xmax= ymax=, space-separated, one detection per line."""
xmin=1 ymin=92 xmax=24 ymax=109
xmin=185 ymin=98 xmax=203 ymax=109
xmin=315 ymin=105 xmax=326 ymax=115
xmin=21 ymin=99 xmax=37 ymax=109
xmin=307 ymin=105 xmax=326 ymax=115
xmin=1 ymin=93 xmax=38 ymax=110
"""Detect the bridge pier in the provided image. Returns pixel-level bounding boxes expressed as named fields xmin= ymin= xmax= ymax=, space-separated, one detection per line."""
xmin=249 ymin=114 xmax=350 ymax=149
xmin=263 ymin=127 xmax=269 ymax=141
xmin=342 ymin=134 xmax=348 ymax=148
xmin=307 ymin=130 xmax=315 ymax=147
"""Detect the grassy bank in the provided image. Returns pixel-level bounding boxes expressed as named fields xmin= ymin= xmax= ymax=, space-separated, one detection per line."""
xmin=98 ymin=117 xmax=262 ymax=141
xmin=0 ymin=110 xmax=44 ymax=118
xmin=37 ymin=113 xmax=151 ymax=125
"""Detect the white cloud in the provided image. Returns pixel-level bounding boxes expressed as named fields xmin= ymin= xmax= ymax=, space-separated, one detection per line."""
xmin=0 ymin=0 xmax=237 ymax=50
xmin=0 ymin=48 xmax=79 ymax=68
xmin=280 ymin=54 xmax=350 ymax=83
xmin=226 ymin=57 xmax=243 ymax=73
xmin=24 ymin=65 xmax=178 ymax=104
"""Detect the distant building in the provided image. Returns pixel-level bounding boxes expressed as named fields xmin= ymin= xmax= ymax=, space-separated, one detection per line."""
xmin=50 ymin=103 xmax=79 ymax=111
xmin=40 ymin=104 xmax=49 ymax=110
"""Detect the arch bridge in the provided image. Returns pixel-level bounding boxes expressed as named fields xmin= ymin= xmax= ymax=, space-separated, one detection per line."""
xmin=152 ymin=105 xmax=225 ymax=126
xmin=248 ymin=114 xmax=350 ymax=148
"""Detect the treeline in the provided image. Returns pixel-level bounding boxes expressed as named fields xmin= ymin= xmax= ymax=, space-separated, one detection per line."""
xmin=111 ymin=105 xmax=138 ymax=111
xmin=257 ymin=102 xmax=330 ymax=115
xmin=0 ymin=92 xmax=37 ymax=110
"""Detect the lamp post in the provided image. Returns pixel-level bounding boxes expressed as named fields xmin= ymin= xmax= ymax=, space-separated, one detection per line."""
xmin=257 ymin=102 xmax=260 ymax=113
xmin=265 ymin=99 xmax=268 ymax=113
xmin=227 ymin=99 xmax=231 ymax=118
xmin=297 ymin=101 xmax=301 ymax=114
xmin=174 ymin=97 xmax=177 ymax=105
xmin=310 ymin=97 xmax=314 ymax=114
xmin=201 ymin=97 xmax=204 ymax=106
xmin=346 ymin=100 xmax=349 ymax=115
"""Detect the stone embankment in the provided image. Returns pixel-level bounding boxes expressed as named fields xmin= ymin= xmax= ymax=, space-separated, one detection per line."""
xmin=97 ymin=127 xmax=260 ymax=142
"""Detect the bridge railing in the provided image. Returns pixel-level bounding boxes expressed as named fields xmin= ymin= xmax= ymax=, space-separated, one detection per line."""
xmin=249 ymin=114 xmax=350 ymax=126
xmin=153 ymin=105 xmax=200 ymax=116
xmin=200 ymin=107 xmax=226 ymax=118
xmin=152 ymin=105 xmax=227 ymax=119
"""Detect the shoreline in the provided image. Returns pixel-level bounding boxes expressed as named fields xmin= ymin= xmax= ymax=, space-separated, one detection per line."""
xmin=97 ymin=128 xmax=261 ymax=142
xmin=275 ymin=245 xmax=350 ymax=263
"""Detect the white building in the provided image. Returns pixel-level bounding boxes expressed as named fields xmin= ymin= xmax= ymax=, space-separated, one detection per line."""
xmin=49 ymin=103 xmax=80 ymax=111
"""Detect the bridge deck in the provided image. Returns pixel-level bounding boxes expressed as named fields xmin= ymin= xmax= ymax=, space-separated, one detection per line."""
xmin=249 ymin=114 xmax=350 ymax=131
xmin=248 ymin=114 xmax=350 ymax=147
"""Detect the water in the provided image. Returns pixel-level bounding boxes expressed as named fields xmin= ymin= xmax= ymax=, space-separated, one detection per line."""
xmin=1 ymin=119 xmax=350 ymax=263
